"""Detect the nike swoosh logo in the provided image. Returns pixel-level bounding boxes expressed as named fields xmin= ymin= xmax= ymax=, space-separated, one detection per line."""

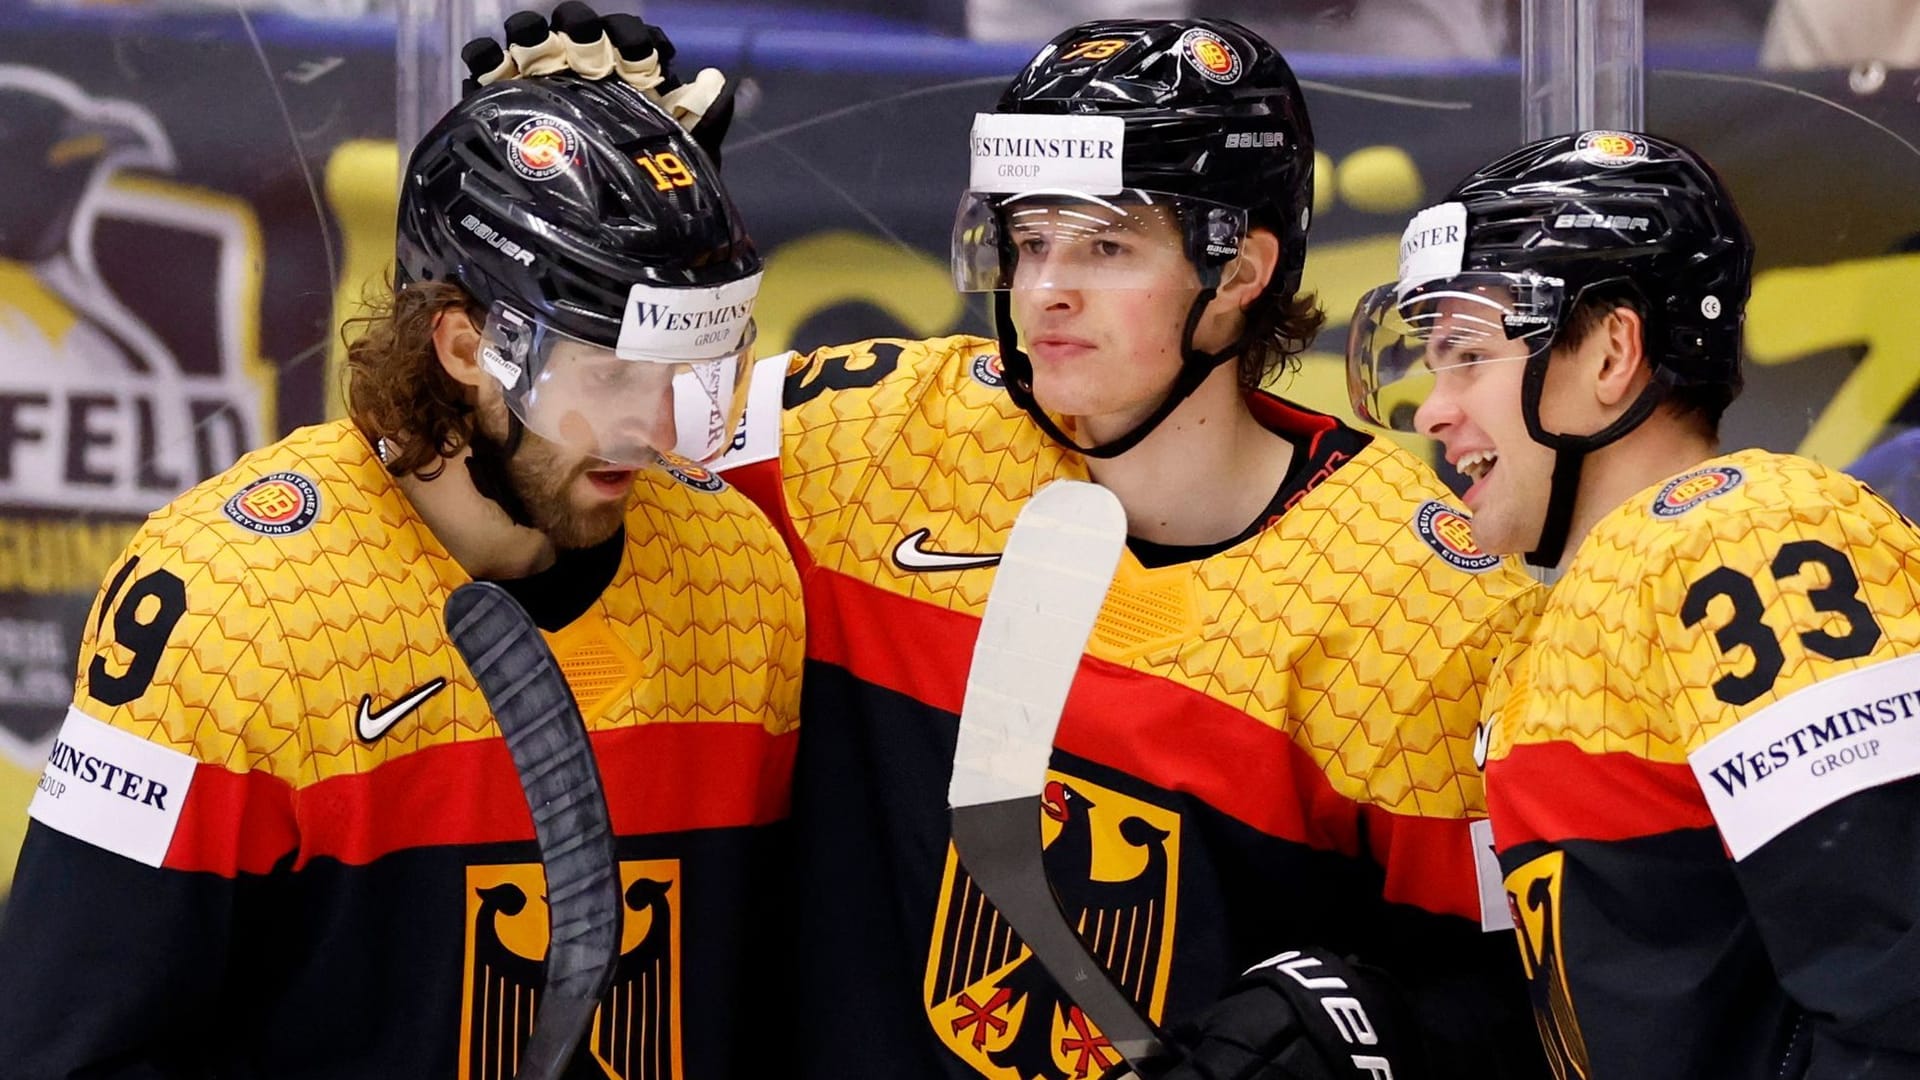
xmin=356 ymin=678 xmax=449 ymax=743
xmin=891 ymin=528 xmax=1002 ymax=573
xmin=1472 ymin=721 xmax=1491 ymax=769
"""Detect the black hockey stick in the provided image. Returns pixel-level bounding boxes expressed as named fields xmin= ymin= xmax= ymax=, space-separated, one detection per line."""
xmin=946 ymin=480 xmax=1167 ymax=1073
xmin=446 ymin=582 xmax=622 ymax=1080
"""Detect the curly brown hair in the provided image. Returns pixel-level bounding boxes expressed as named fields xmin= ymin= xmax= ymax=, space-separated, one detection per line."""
xmin=1238 ymin=287 xmax=1326 ymax=390
xmin=1229 ymin=215 xmax=1326 ymax=389
xmin=341 ymin=278 xmax=486 ymax=479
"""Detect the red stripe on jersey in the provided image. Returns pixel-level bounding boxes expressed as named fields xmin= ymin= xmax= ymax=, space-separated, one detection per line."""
xmin=1062 ymin=651 xmax=1331 ymax=852
xmin=806 ymin=567 xmax=972 ymax=718
xmin=163 ymin=724 xmax=795 ymax=874
xmin=1487 ymin=739 xmax=1716 ymax=851
xmin=164 ymin=765 xmax=298 ymax=876
xmin=808 ymin=567 xmax=1484 ymax=921
xmin=1364 ymin=805 xmax=1486 ymax=922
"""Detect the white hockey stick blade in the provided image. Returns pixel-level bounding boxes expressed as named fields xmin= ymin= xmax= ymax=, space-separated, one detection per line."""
xmin=446 ymin=581 xmax=623 ymax=1080
xmin=947 ymin=481 xmax=1166 ymax=1069
xmin=950 ymin=480 xmax=1128 ymax=809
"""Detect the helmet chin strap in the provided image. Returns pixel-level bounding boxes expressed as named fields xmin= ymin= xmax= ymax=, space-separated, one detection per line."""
xmin=465 ymin=409 xmax=540 ymax=530
xmin=995 ymin=286 xmax=1249 ymax=460
xmin=1527 ymin=449 xmax=1587 ymax=568
xmin=1520 ymin=355 xmax=1677 ymax=568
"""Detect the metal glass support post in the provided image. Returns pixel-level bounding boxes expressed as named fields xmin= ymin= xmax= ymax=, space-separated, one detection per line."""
xmin=397 ymin=0 xmax=510 ymax=153
xmin=1522 ymin=0 xmax=1646 ymax=141
xmin=1517 ymin=0 xmax=1644 ymax=583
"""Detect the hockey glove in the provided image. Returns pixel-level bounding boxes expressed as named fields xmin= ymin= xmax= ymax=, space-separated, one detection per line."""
xmin=1104 ymin=948 xmax=1429 ymax=1080
xmin=461 ymin=2 xmax=736 ymax=164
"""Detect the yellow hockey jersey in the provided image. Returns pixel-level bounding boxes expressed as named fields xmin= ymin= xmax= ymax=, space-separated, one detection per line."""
xmin=1485 ymin=448 xmax=1920 ymax=1079
xmin=724 ymin=334 xmax=1548 ymax=1080
xmin=0 ymin=419 xmax=803 ymax=1079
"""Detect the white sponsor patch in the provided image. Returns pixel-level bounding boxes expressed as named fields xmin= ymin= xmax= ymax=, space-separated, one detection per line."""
xmin=669 ymin=353 xmax=739 ymax=464
xmin=702 ymin=352 xmax=788 ymax=472
xmin=617 ymin=272 xmax=763 ymax=362
xmin=28 ymin=705 xmax=196 ymax=867
xmin=1470 ymin=818 xmax=1514 ymax=932
xmin=1396 ymin=202 xmax=1468 ymax=297
xmin=967 ymin=112 xmax=1126 ymax=196
xmin=1689 ymin=652 xmax=1920 ymax=860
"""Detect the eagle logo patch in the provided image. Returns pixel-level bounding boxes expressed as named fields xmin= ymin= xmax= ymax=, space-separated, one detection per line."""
xmin=1506 ymin=850 xmax=1593 ymax=1079
xmin=924 ymin=774 xmax=1179 ymax=1080
xmin=461 ymin=859 xmax=683 ymax=1079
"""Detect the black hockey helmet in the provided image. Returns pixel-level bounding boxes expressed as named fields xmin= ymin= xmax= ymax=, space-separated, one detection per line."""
xmin=994 ymin=18 xmax=1315 ymax=296
xmin=1348 ymin=130 xmax=1753 ymax=565
xmin=396 ymin=74 xmax=764 ymax=474
xmin=953 ymin=18 xmax=1316 ymax=458
xmin=1448 ymin=129 xmax=1751 ymax=397
xmin=397 ymin=72 xmax=760 ymax=349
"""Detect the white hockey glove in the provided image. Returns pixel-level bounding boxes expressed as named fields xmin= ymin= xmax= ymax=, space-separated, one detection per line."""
xmin=461 ymin=2 xmax=736 ymax=164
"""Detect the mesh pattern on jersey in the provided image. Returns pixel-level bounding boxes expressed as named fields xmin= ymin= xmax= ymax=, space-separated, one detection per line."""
xmin=781 ymin=335 xmax=1539 ymax=818
xmin=1487 ymin=450 xmax=1920 ymax=765
xmin=1091 ymin=559 xmax=1202 ymax=663
xmin=74 ymin=421 xmax=803 ymax=788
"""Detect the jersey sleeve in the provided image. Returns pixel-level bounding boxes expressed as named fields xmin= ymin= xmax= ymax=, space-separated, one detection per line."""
xmin=718 ymin=336 xmax=990 ymax=569
xmin=1492 ymin=484 xmax=1920 ymax=1078
xmin=1348 ymin=543 xmax=1539 ymax=928
xmin=0 ymin=521 xmax=302 ymax=1074
xmin=1671 ymin=490 xmax=1920 ymax=1061
xmin=1352 ymin=584 xmax=1548 ymax=1080
xmin=712 ymin=351 xmax=795 ymax=553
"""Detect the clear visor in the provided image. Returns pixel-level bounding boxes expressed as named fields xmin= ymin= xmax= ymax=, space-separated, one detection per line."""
xmin=479 ymin=304 xmax=756 ymax=469
xmin=952 ymin=189 xmax=1248 ymax=293
xmin=1345 ymin=271 xmax=1565 ymax=432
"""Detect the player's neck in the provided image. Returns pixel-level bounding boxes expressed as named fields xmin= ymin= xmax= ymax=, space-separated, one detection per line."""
xmin=1560 ymin=417 xmax=1721 ymax=571
xmin=1083 ymin=366 xmax=1294 ymax=547
xmin=395 ymin=448 xmax=558 ymax=580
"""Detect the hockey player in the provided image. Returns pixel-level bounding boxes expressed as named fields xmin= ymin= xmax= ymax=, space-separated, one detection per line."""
xmin=0 ymin=75 xmax=803 ymax=1077
xmin=464 ymin=11 xmax=1551 ymax=1078
xmin=756 ymin=24 xmax=1549 ymax=1079
xmin=1348 ymin=130 xmax=1920 ymax=1078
